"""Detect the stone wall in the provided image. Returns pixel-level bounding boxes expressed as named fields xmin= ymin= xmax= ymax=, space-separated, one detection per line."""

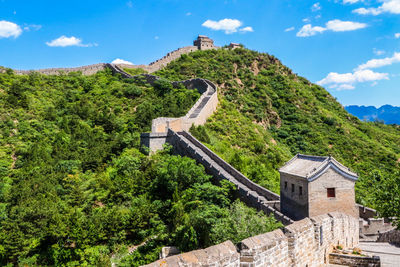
xmin=357 ymin=204 xmax=378 ymax=220
xmin=360 ymin=218 xmax=395 ymax=236
xmin=308 ymin=168 xmax=359 ymax=219
xmin=280 ymin=173 xmax=309 ymax=220
xmin=168 ymin=129 xmax=293 ymax=225
xmin=106 ymin=67 xmax=218 ymax=135
xmin=142 ymin=212 xmax=359 ymax=267
xmin=329 ymin=253 xmax=380 ymax=267
xmin=149 ymin=78 xmax=218 ymax=134
xmin=377 ymin=229 xmax=400 ymax=245
xmin=13 ymin=63 xmax=107 ymax=76
xmin=120 ymin=45 xmax=202 ymax=74
xmin=143 ymin=241 xmax=240 ymax=267
xmin=147 ymin=46 xmax=199 ymax=72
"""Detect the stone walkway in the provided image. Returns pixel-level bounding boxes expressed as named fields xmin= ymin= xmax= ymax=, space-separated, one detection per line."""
xmin=358 ymin=242 xmax=400 ymax=267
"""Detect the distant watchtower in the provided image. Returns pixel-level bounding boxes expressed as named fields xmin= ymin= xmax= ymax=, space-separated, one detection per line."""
xmin=279 ymin=154 xmax=359 ymax=220
xmin=194 ymin=35 xmax=215 ymax=50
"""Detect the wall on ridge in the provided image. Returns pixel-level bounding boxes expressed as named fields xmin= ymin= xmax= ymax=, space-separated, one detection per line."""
xmin=13 ymin=63 xmax=107 ymax=76
xmin=119 ymin=45 xmax=202 ymax=73
xmin=142 ymin=212 xmax=359 ymax=267
xmin=148 ymin=78 xmax=218 ymax=133
xmin=167 ymin=130 xmax=293 ymax=225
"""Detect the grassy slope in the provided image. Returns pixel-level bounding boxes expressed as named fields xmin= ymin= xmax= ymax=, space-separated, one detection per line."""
xmin=156 ymin=48 xmax=400 ymax=207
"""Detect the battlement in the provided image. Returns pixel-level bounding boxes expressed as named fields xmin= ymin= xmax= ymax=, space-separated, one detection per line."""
xmin=143 ymin=212 xmax=360 ymax=267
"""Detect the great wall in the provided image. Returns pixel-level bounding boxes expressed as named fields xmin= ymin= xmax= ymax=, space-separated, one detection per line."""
xmin=5 ymin=35 xmax=399 ymax=266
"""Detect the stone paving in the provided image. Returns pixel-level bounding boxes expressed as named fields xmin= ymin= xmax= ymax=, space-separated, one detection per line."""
xmin=358 ymin=242 xmax=400 ymax=267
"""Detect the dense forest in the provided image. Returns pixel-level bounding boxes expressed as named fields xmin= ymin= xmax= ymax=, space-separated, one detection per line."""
xmin=0 ymin=46 xmax=399 ymax=266
xmin=0 ymin=68 xmax=281 ymax=266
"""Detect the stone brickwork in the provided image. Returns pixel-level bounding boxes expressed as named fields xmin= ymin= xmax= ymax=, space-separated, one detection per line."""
xmin=280 ymin=173 xmax=309 ymax=220
xmin=141 ymin=213 xmax=359 ymax=267
xmin=194 ymin=35 xmax=216 ymax=50
xmin=356 ymin=204 xmax=396 ymax=239
xmin=377 ymin=229 xmax=400 ymax=245
xmin=280 ymin=155 xmax=359 ymax=221
xmin=360 ymin=218 xmax=395 ymax=236
xmin=150 ymin=78 xmax=218 ymax=133
xmin=309 ymin=168 xmax=358 ymax=218
xmin=168 ymin=129 xmax=293 ymax=225
xmin=239 ymin=229 xmax=289 ymax=267
xmin=13 ymin=63 xmax=107 ymax=76
xmin=358 ymin=204 xmax=378 ymax=220
xmin=142 ymin=241 xmax=240 ymax=267
xmin=329 ymin=253 xmax=380 ymax=267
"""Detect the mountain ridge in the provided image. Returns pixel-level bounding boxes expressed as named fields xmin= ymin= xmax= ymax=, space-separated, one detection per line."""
xmin=345 ymin=104 xmax=400 ymax=125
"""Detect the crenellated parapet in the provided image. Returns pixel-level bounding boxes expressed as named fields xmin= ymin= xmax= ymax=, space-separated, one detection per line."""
xmin=142 ymin=212 xmax=360 ymax=267
xmin=12 ymin=63 xmax=107 ymax=76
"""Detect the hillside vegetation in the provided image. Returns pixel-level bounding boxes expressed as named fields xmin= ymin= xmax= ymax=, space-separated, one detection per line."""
xmin=156 ymin=48 xmax=400 ymax=207
xmin=1 ymin=47 xmax=399 ymax=266
xmin=0 ymin=68 xmax=281 ymax=266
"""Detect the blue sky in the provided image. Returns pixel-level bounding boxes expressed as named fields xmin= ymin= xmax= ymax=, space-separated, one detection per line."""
xmin=1 ymin=0 xmax=400 ymax=107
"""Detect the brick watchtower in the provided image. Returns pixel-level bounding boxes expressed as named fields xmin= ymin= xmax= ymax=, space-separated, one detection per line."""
xmin=193 ymin=35 xmax=215 ymax=50
xmin=279 ymin=154 xmax=359 ymax=220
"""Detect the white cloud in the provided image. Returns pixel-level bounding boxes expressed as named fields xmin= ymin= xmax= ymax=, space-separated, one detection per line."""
xmin=303 ymin=18 xmax=311 ymax=23
xmin=317 ymin=69 xmax=389 ymax=90
xmin=353 ymin=7 xmax=382 ymax=15
xmin=296 ymin=19 xmax=367 ymax=37
xmin=186 ymin=12 xmax=192 ymax=16
xmin=202 ymin=18 xmax=242 ymax=34
xmin=325 ymin=19 xmax=367 ymax=31
xmin=353 ymin=0 xmax=400 ymax=15
xmin=240 ymin=26 xmax=254 ymax=32
xmin=46 ymin=35 xmax=96 ymax=47
xmin=337 ymin=84 xmax=356 ymax=90
xmin=357 ymin=52 xmax=400 ymax=70
xmin=395 ymin=33 xmax=400 ymax=38
xmin=285 ymin=26 xmax=295 ymax=32
xmin=154 ymin=36 xmax=159 ymax=40
xmin=343 ymin=0 xmax=363 ymax=4
xmin=296 ymin=24 xmax=326 ymax=37
xmin=312 ymin=2 xmax=321 ymax=12
xmin=0 ymin=20 xmax=22 ymax=38
xmin=373 ymin=48 xmax=385 ymax=56
xmin=23 ymin=24 xmax=42 ymax=31
xmin=112 ymin=58 xmax=134 ymax=65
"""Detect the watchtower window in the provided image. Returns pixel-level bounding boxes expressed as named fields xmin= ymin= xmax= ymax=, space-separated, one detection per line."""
xmin=327 ymin=188 xmax=335 ymax=198
xmin=299 ymin=186 xmax=303 ymax=196
xmin=291 ymin=184 xmax=295 ymax=193
xmin=284 ymin=181 xmax=288 ymax=190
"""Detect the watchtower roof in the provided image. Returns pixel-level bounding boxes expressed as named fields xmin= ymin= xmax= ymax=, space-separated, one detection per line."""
xmin=279 ymin=154 xmax=358 ymax=182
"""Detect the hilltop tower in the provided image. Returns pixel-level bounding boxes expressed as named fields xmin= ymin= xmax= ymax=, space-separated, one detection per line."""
xmin=279 ymin=154 xmax=359 ymax=220
xmin=193 ymin=35 xmax=215 ymax=50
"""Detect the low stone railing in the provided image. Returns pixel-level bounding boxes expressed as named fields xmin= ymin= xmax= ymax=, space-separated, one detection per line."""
xmin=329 ymin=253 xmax=380 ymax=267
xmin=377 ymin=229 xmax=400 ymax=245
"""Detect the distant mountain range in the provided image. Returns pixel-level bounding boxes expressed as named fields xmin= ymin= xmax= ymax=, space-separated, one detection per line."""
xmin=345 ymin=105 xmax=400 ymax=125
